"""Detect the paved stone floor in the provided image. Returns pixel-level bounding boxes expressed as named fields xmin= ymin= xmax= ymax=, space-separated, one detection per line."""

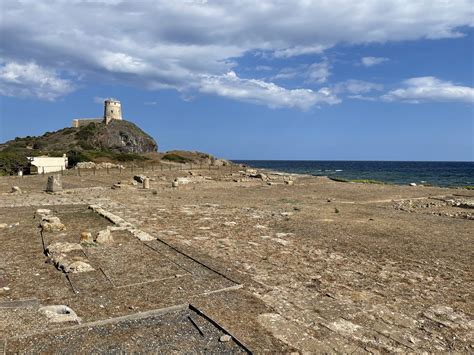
xmin=0 ymin=168 xmax=473 ymax=352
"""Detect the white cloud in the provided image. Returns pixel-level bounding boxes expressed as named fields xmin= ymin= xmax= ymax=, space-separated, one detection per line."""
xmin=334 ymin=80 xmax=384 ymax=94
xmin=199 ymin=71 xmax=340 ymax=109
xmin=382 ymin=76 xmax=474 ymax=103
xmin=306 ymin=62 xmax=331 ymax=84
xmin=361 ymin=57 xmax=389 ymax=67
xmin=273 ymin=62 xmax=331 ymax=84
xmin=255 ymin=65 xmax=273 ymax=71
xmin=0 ymin=1 xmax=473 ymax=106
xmin=273 ymin=45 xmax=328 ymax=58
xmin=0 ymin=60 xmax=74 ymax=100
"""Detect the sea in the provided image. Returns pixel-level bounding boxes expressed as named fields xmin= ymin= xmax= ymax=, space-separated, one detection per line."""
xmin=233 ymin=160 xmax=474 ymax=187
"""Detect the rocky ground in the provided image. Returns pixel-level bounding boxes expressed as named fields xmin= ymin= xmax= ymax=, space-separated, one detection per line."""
xmin=0 ymin=166 xmax=473 ymax=353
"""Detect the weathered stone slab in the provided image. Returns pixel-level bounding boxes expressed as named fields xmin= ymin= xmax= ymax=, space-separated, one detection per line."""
xmin=46 ymin=175 xmax=62 ymax=193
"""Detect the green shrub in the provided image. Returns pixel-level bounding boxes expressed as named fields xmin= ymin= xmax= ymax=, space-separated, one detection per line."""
xmin=75 ymin=123 xmax=100 ymax=141
xmin=0 ymin=151 xmax=29 ymax=175
xmin=350 ymin=179 xmax=385 ymax=184
xmin=67 ymin=149 xmax=149 ymax=166
xmin=328 ymin=177 xmax=349 ymax=183
xmin=67 ymin=150 xmax=90 ymax=166
xmin=162 ymin=153 xmax=192 ymax=163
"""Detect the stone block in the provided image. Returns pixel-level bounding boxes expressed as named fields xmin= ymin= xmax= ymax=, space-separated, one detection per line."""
xmin=46 ymin=175 xmax=62 ymax=192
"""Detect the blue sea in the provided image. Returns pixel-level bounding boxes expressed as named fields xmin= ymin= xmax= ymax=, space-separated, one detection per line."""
xmin=233 ymin=160 xmax=474 ymax=187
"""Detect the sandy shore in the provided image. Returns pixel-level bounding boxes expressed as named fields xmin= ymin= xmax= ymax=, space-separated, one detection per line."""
xmin=1 ymin=166 xmax=473 ymax=352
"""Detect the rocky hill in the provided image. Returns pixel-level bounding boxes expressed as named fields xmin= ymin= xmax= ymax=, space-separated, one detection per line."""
xmin=0 ymin=120 xmax=158 ymax=155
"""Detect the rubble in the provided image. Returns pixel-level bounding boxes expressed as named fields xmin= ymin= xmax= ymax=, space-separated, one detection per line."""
xmin=39 ymin=305 xmax=80 ymax=323
xmin=95 ymin=229 xmax=114 ymax=244
xmin=133 ymin=175 xmax=147 ymax=183
xmin=80 ymin=231 xmax=94 ymax=244
xmin=11 ymin=186 xmax=22 ymax=193
xmin=40 ymin=216 xmax=65 ymax=232
xmin=76 ymin=162 xmax=125 ymax=170
xmin=47 ymin=242 xmax=82 ymax=254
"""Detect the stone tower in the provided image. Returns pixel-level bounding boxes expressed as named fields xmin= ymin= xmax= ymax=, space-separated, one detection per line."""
xmin=104 ymin=98 xmax=122 ymax=125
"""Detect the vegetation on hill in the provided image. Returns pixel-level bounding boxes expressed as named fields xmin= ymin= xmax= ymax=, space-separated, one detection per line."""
xmin=161 ymin=151 xmax=214 ymax=164
xmin=0 ymin=122 xmax=224 ymax=175
xmin=0 ymin=121 xmax=159 ymax=173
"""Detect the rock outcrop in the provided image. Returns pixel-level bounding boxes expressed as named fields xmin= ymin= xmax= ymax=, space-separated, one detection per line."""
xmin=0 ymin=119 xmax=157 ymax=156
xmin=88 ymin=120 xmax=157 ymax=153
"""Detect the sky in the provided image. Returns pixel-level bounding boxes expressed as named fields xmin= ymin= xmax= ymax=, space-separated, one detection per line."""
xmin=0 ymin=0 xmax=473 ymax=161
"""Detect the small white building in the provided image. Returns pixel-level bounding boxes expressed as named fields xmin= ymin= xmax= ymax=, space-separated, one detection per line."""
xmin=28 ymin=155 xmax=68 ymax=174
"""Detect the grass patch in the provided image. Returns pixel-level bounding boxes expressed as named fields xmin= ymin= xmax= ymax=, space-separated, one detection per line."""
xmin=67 ymin=150 xmax=149 ymax=166
xmin=461 ymin=186 xmax=474 ymax=190
xmin=329 ymin=176 xmax=385 ymax=184
xmin=350 ymin=179 xmax=385 ymax=184
xmin=162 ymin=153 xmax=192 ymax=163
xmin=328 ymin=177 xmax=349 ymax=183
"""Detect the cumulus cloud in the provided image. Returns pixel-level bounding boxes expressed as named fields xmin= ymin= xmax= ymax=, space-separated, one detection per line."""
xmin=361 ymin=57 xmax=389 ymax=67
xmin=199 ymin=71 xmax=340 ymax=109
xmin=0 ymin=61 xmax=75 ymax=100
xmin=1 ymin=0 xmax=473 ymax=106
xmin=382 ymin=77 xmax=474 ymax=103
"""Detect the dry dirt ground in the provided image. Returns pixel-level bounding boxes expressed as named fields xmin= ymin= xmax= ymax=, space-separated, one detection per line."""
xmin=0 ymin=167 xmax=473 ymax=353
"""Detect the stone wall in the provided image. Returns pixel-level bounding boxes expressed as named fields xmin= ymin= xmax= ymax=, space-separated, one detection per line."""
xmin=72 ymin=118 xmax=103 ymax=128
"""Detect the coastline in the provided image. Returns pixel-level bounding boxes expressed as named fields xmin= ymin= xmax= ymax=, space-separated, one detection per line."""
xmin=235 ymin=160 xmax=473 ymax=189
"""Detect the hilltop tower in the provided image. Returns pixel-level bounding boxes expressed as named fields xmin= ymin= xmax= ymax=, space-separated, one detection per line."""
xmin=104 ymin=98 xmax=122 ymax=125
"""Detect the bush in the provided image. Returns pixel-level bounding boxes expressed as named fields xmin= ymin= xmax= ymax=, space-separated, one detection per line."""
xmin=67 ymin=150 xmax=90 ymax=166
xmin=67 ymin=149 xmax=149 ymax=166
xmin=0 ymin=151 xmax=29 ymax=175
xmin=162 ymin=153 xmax=192 ymax=163
xmin=75 ymin=123 xmax=100 ymax=141
xmin=33 ymin=141 xmax=45 ymax=150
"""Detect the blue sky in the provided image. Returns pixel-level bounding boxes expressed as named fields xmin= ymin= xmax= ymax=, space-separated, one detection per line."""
xmin=0 ymin=1 xmax=473 ymax=161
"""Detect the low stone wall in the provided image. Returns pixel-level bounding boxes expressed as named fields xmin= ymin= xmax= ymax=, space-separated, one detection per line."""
xmin=72 ymin=118 xmax=103 ymax=128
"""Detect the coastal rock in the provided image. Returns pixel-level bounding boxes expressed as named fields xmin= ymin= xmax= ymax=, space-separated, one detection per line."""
xmin=213 ymin=158 xmax=231 ymax=166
